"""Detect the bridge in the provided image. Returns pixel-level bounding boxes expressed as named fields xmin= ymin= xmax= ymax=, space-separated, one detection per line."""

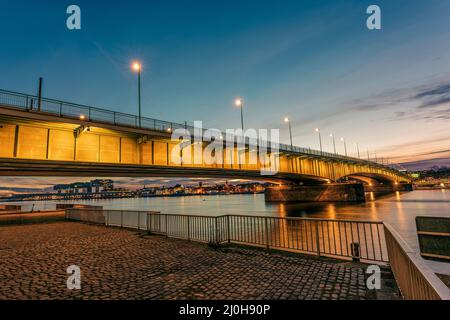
xmin=0 ymin=89 xmax=411 ymax=202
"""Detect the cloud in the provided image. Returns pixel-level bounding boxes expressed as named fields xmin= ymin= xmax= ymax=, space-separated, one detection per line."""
xmin=400 ymin=157 xmax=450 ymax=171
xmin=338 ymin=76 xmax=450 ymax=123
xmin=414 ymin=83 xmax=450 ymax=99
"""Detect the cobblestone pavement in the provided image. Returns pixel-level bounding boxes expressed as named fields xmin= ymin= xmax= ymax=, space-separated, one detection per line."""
xmin=0 ymin=222 xmax=400 ymax=300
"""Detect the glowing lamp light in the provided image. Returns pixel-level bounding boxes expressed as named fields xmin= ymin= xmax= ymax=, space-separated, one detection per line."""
xmin=315 ymin=128 xmax=320 ymax=132
xmin=79 ymin=115 xmax=85 ymax=120
xmin=235 ymin=98 xmax=243 ymax=107
xmin=167 ymin=127 xmax=172 ymax=133
xmin=284 ymin=117 xmax=289 ymax=123
xmin=132 ymin=61 xmax=141 ymax=72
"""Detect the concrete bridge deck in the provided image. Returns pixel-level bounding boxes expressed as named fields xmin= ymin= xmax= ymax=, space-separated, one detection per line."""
xmin=0 ymin=89 xmax=412 ymax=201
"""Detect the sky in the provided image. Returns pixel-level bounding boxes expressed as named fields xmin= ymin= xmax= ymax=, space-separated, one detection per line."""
xmin=1 ymin=0 xmax=450 ymax=192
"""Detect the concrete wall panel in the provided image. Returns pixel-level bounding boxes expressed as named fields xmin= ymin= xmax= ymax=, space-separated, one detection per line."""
xmin=153 ymin=141 xmax=168 ymax=165
xmin=0 ymin=124 xmax=16 ymax=158
xmin=17 ymin=126 xmax=47 ymax=159
xmin=100 ymin=136 xmax=120 ymax=163
xmin=48 ymin=129 xmax=74 ymax=161
xmin=120 ymin=138 xmax=138 ymax=164
xmin=76 ymin=133 xmax=99 ymax=162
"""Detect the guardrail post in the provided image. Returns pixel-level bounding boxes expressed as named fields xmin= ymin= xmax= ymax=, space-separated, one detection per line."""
xmin=265 ymin=217 xmax=270 ymax=250
xmin=106 ymin=211 xmax=109 ymax=226
xmin=165 ymin=214 xmax=168 ymax=237
xmin=227 ymin=215 xmax=231 ymax=243
xmin=121 ymin=211 xmax=123 ymax=228
xmin=187 ymin=215 xmax=190 ymax=241
xmin=138 ymin=212 xmax=141 ymax=231
xmin=215 ymin=216 xmax=219 ymax=245
xmin=315 ymin=221 xmax=321 ymax=256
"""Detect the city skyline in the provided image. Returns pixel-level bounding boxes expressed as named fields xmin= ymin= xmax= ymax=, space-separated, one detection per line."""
xmin=1 ymin=1 xmax=450 ymax=190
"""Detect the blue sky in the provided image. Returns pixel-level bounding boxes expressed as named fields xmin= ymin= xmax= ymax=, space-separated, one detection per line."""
xmin=1 ymin=0 xmax=450 ymax=190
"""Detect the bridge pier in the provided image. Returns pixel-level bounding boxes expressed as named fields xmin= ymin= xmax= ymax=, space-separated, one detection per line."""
xmin=364 ymin=182 xmax=413 ymax=195
xmin=264 ymin=183 xmax=366 ymax=203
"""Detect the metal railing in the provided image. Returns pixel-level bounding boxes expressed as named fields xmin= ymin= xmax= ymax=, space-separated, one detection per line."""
xmin=105 ymin=210 xmax=160 ymax=231
xmin=146 ymin=213 xmax=387 ymax=263
xmin=0 ymin=88 xmax=406 ymax=175
xmin=65 ymin=208 xmax=450 ymax=299
xmin=384 ymin=223 xmax=450 ymax=300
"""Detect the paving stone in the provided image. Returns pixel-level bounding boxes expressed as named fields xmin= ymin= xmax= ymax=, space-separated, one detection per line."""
xmin=0 ymin=222 xmax=400 ymax=300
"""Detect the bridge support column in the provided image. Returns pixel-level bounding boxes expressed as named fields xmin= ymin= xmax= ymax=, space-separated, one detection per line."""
xmin=265 ymin=183 xmax=365 ymax=203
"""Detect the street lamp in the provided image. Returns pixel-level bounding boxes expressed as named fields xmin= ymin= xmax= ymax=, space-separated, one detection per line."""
xmin=329 ymin=133 xmax=336 ymax=154
xmin=314 ymin=128 xmax=323 ymax=153
xmin=284 ymin=117 xmax=293 ymax=150
xmin=131 ymin=61 xmax=142 ymax=128
xmin=235 ymin=98 xmax=244 ymax=132
xmin=340 ymin=137 xmax=348 ymax=156
xmin=354 ymin=143 xmax=360 ymax=159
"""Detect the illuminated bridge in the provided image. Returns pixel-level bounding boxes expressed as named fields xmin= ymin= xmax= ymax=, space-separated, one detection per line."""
xmin=0 ymin=89 xmax=411 ymax=202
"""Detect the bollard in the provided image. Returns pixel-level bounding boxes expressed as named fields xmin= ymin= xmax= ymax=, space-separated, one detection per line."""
xmin=351 ymin=242 xmax=361 ymax=262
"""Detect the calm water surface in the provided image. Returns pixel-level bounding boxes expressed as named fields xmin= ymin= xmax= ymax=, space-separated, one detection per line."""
xmin=4 ymin=190 xmax=450 ymax=274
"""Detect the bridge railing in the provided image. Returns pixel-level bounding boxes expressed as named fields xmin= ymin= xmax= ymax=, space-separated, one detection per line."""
xmin=0 ymin=88 xmax=405 ymax=174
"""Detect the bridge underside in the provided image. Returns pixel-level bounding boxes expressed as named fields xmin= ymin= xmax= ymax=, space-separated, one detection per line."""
xmin=0 ymin=158 xmax=330 ymax=184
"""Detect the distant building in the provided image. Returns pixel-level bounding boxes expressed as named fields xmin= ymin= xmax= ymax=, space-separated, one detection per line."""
xmin=90 ymin=179 xmax=114 ymax=192
xmin=53 ymin=179 xmax=114 ymax=194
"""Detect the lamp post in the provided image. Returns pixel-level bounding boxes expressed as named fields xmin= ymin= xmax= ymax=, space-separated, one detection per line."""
xmin=132 ymin=61 xmax=142 ymax=128
xmin=367 ymin=148 xmax=370 ymax=161
xmin=355 ymin=143 xmax=360 ymax=159
xmin=235 ymin=98 xmax=244 ymax=132
xmin=284 ymin=117 xmax=293 ymax=150
xmin=330 ymin=133 xmax=336 ymax=154
xmin=340 ymin=137 xmax=348 ymax=156
xmin=315 ymin=128 xmax=323 ymax=153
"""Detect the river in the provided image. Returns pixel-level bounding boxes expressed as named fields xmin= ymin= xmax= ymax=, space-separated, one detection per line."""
xmin=3 ymin=189 xmax=449 ymax=274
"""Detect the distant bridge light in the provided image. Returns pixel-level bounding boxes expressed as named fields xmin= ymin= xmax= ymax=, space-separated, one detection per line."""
xmin=79 ymin=114 xmax=85 ymax=120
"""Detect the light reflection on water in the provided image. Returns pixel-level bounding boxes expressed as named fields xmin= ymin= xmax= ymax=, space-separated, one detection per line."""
xmin=2 ymin=190 xmax=449 ymax=274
